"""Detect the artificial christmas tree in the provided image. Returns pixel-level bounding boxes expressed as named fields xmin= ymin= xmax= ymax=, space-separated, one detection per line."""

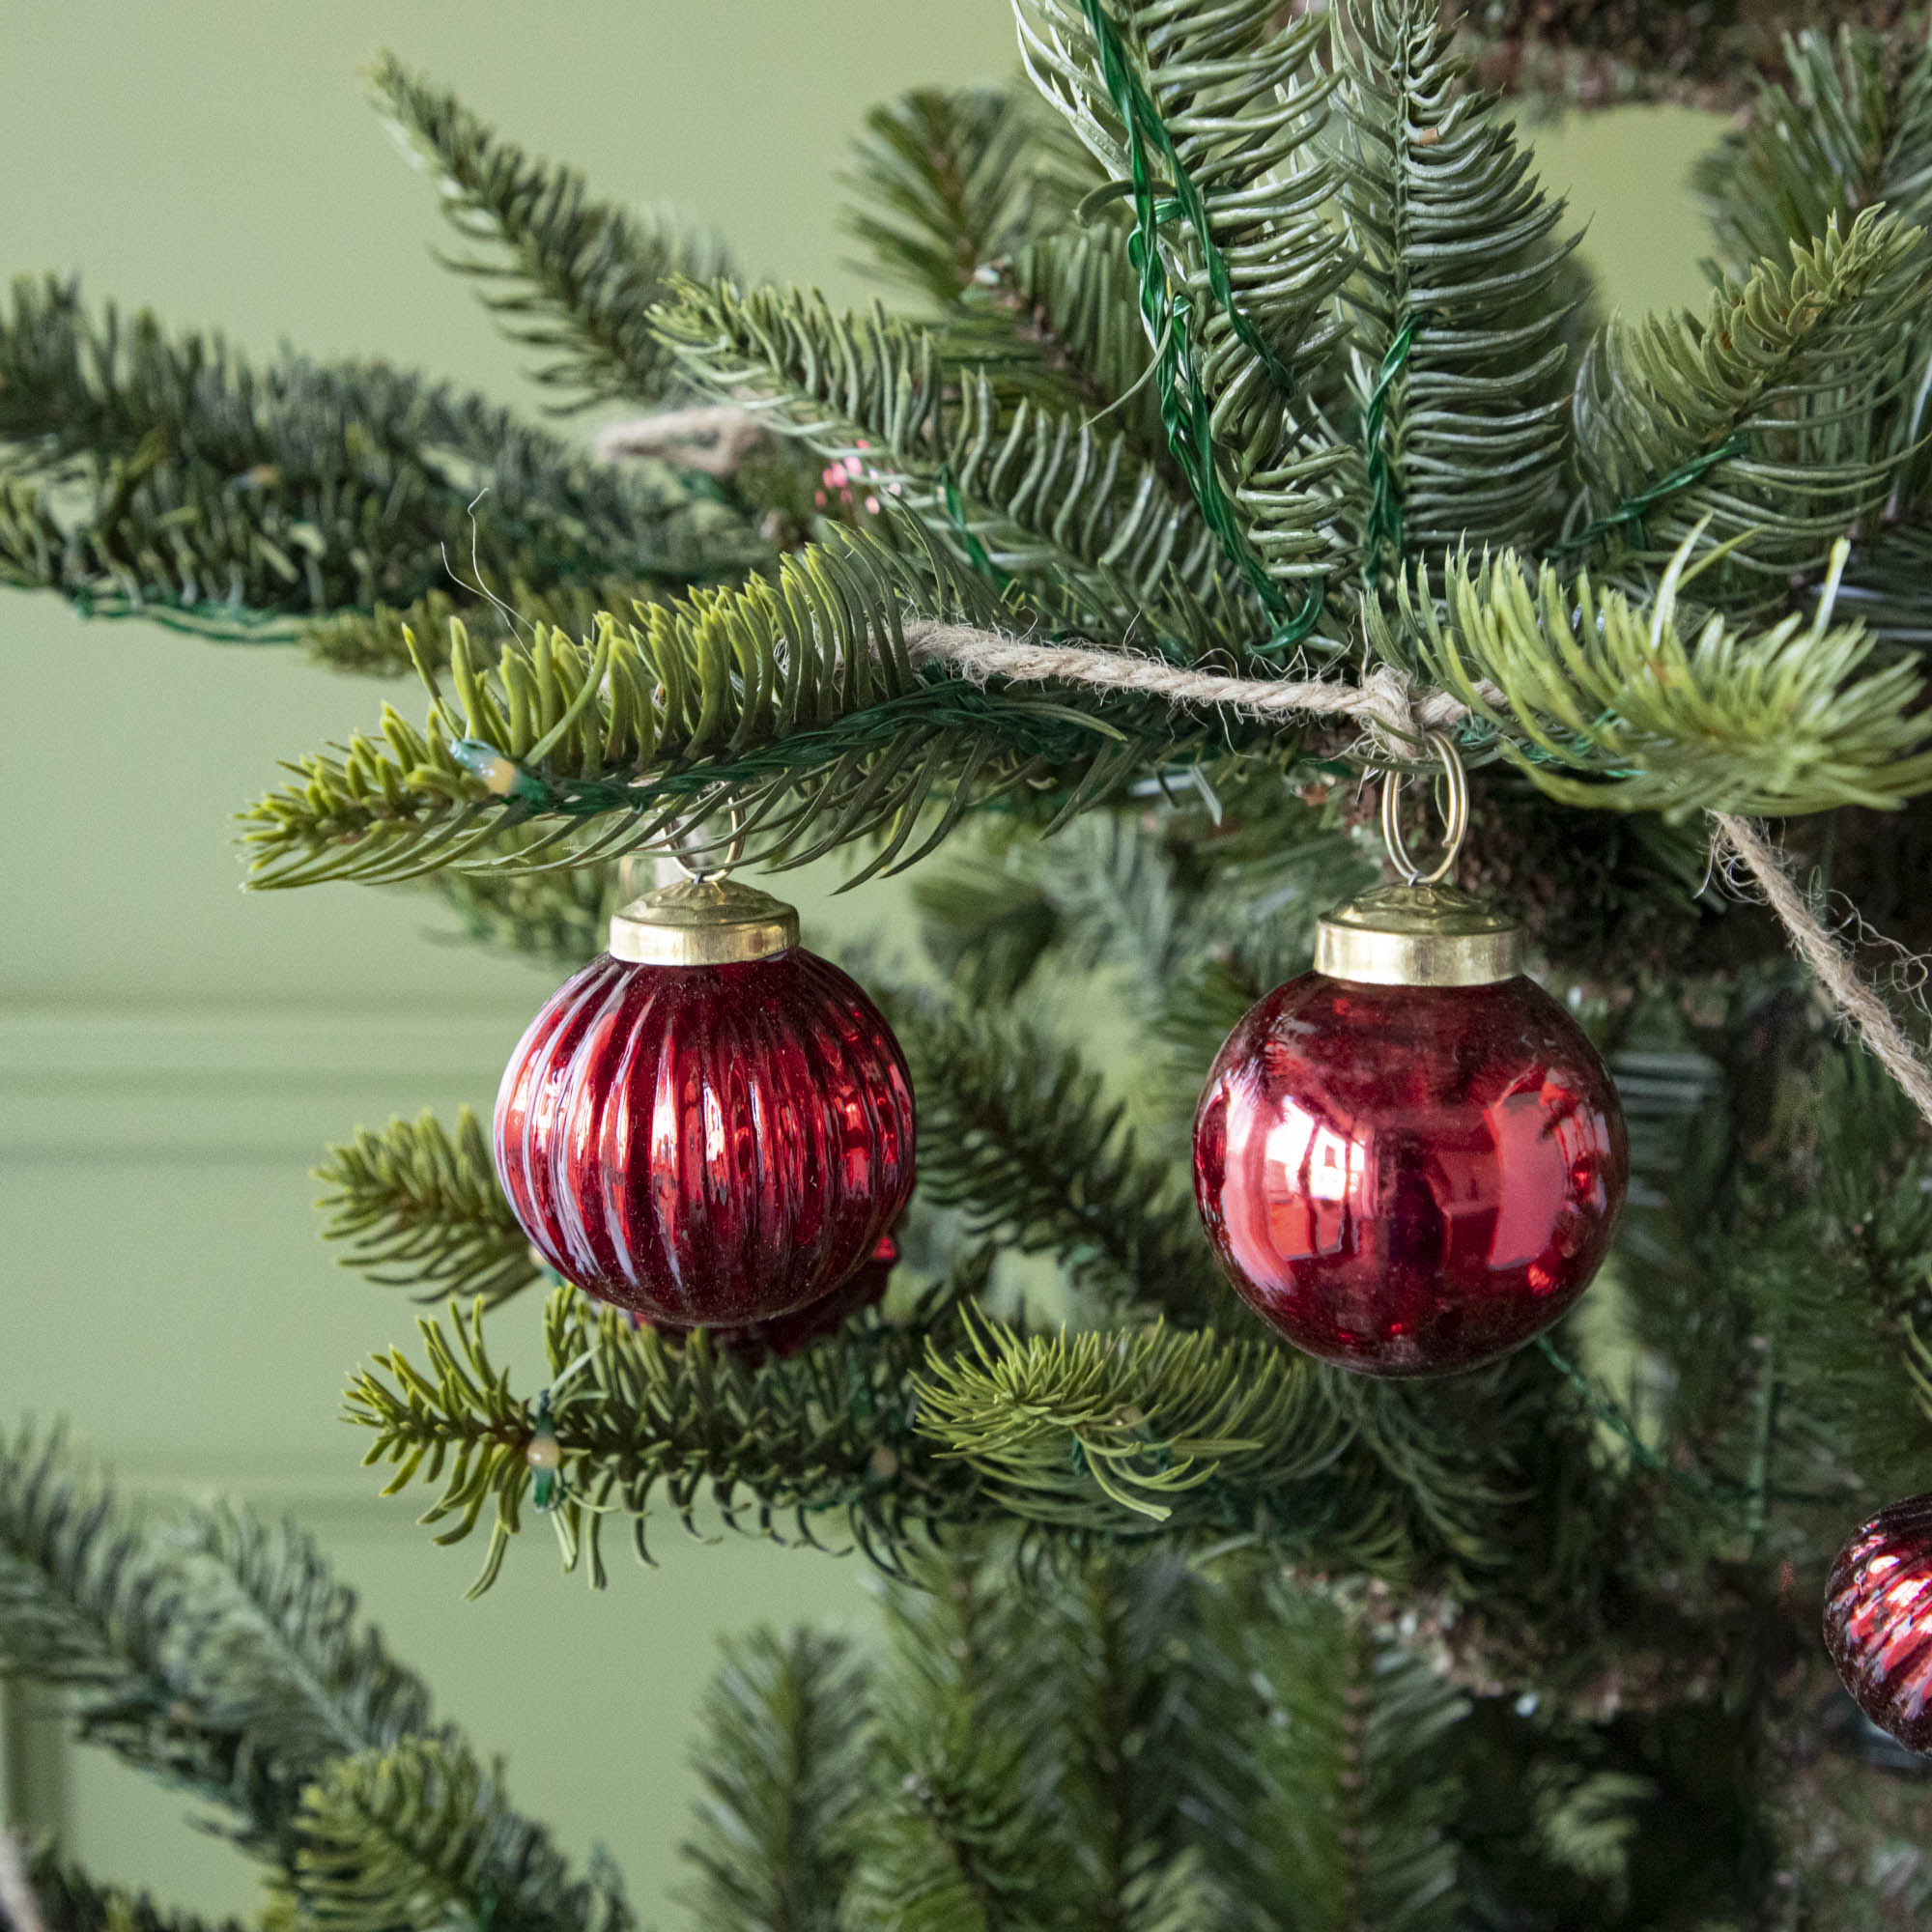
xmin=6 ymin=2 xmax=1932 ymax=1926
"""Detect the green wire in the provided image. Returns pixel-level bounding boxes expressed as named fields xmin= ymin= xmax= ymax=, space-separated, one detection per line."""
xmin=1551 ymin=433 xmax=1751 ymax=558
xmin=1536 ymin=1335 xmax=1836 ymax=1512
xmin=1079 ymin=0 xmax=1323 ymax=657
xmin=1360 ymin=313 xmax=1426 ymax=590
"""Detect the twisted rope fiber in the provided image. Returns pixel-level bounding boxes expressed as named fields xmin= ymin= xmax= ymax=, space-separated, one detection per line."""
xmin=1712 ymin=814 xmax=1932 ymax=1127
xmin=901 ymin=620 xmax=1467 ymax=751
xmin=899 ymin=623 xmax=1932 ymax=1128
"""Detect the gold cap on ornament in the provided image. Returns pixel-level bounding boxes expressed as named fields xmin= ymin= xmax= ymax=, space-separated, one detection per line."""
xmin=1314 ymin=725 xmax=1524 ymax=986
xmin=1315 ymin=882 xmax=1523 ymax=986
xmin=609 ymin=875 xmax=800 ymax=967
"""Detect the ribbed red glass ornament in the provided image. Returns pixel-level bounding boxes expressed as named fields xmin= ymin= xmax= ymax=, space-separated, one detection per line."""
xmin=650 ymin=1227 xmax=901 ymax=1361
xmin=494 ymin=948 xmax=914 ymax=1326
xmin=1192 ymin=973 xmax=1626 ymax=1377
xmin=1824 ymin=1492 xmax=1932 ymax=1754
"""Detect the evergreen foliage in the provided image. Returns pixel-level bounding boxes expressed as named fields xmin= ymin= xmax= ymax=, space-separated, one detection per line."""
xmin=1568 ymin=208 xmax=1927 ymax=596
xmin=656 ymin=279 xmax=1258 ymax=652
xmin=293 ymin=1737 xmax=629 ymax=1932
xmin=239 ymin=527 xmax=1267 ymax=889
xmin=12 ymin=2 xmax=1932 ymax=1923
xmin=25 ymin=1857 xmax=251 ymax=1932
xmin=0 ymin=1433 xmax=613 ymax=1931
xmin=842 ymin=85 xmax=1097 ymax=306
xmin=369 ymin=54 xmax=728 ymax=412
xmin=893 ymin=996 xmax=1224 ymax=1321
xmin=315 ymin=1109 xmax=539 ymax=1308
xmin=953 ymin=227 xmax=1167 ymax=460
xmin=0 ymin=279 xmax=751 ymax=633
xmin=298 ymin=579 xmax=672 ymax=680
xmin=1405 ymin=1 xmax=1930 ymax=113
xmin=1335 ymin=0 xmax=1581 ymax=575
xmin=1693 ymin=26 xmax=1932 ymax=274
xmin=1393 ymin=530 xmax=1932 ymax=812
xmin=675 ymin=1629 xmax=869 ymax=1932
xmin=1185 ymin=1577 xmax=1469 ymax=1932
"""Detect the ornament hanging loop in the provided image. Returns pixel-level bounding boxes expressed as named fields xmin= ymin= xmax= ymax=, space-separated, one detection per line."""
xmin=666 ymin=799 xmax=747 ymax=884
xmin=1378 ymin=731 xmax=1468 ymax=887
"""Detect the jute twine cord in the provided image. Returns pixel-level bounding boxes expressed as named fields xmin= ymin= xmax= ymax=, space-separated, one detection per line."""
xmin=1711 ymin=814 xmax=1932 ymax=1126
xmin=596 ymin=406 xmax=765 ymax=477
xmin=898 ymin=619 xmax=1932 ymax=1128
xmin=901 ymin=620 xmax=1468 ymax=760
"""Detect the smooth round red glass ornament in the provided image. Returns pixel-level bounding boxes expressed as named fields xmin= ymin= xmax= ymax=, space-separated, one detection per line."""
xmin=1192 ymin=972 xmax=1627 ymax=1377
xmin=494 ymin=943 xmax=914 ymax=1328
xmin=1824 ymin=1492 xmax=1932 ymax=1755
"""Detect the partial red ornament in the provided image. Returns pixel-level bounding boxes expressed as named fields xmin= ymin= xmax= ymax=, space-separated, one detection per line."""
xmin=1192 ymin=884 xmax=1627 ymax=1378
xmin=495 ymin=876 xmax=914 ymax=1328
xmin=1824 ymin=1492 xmax=1932 ymax=1755
xmin=648 ymin=1227 xmax=901 ymax=1362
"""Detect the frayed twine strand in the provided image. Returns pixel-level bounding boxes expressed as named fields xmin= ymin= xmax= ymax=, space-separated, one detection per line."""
xmin=1712 ymin=814 xmax=1932 ymax=1128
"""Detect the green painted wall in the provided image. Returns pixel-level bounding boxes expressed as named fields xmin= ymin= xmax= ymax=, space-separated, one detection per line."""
xmin=0 ymin=2 xmax=1720 ymax=1918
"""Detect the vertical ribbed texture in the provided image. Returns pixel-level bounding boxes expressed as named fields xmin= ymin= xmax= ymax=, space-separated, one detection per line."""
xmin=1825 ymin=1492 xmax=1932 ymax=1754
xmin=493 ymin=949 xmax=914 ymax=1325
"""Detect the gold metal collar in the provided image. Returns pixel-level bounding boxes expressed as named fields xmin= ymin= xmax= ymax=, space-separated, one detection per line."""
xmin=1316 ymin=882 xmax=1523 ymax=987
xmin=609 ymin=876 xmax=800 ymax=967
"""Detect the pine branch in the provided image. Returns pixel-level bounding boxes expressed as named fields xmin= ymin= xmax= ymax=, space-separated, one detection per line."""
xmin=1013 ymin=0 xmax=1354 ymax=611
xmin=1336 ymin=0 xmax=1581 ymax=574
xmin=841 ymin=86 xmax=1095 ymax=309
xmin=1185 ymin=1577 xmax=1468 ymax=1932
xmin=369 ymin=53 xmax=727 ymax=410
xmin=912 ymin=797 xmax=1368 ymax=1120
xmin=839 ymin=1548 xmax=1069 ymax=1932
xmin=1693 ymin=26 xmax=1932 ymax=277
xmin=1568 ymin=208 xmax=1928 ymax=594
xmin=1831 ymin=522 xmax=1932 ymax=646
xmin=911 ymin=810 xmax=1191 ymax=1009
xmin=418 ymin=836 xmax=620 ymax=971
xmin=1432 ymin=1 xmax=1931 ymax=113
xmin=0 ymin=278 xmax=750 ymax=629
xmin=25 ymin=1857 xmax=251 ymax=1932
xmin=655 ymin=279 xmax=1263 ymax=655
xmin=953 ymin=228 xmax=1166 ymax=462
xmin=1733 ymin=1049 xmax=1932 ymax=1497
xmin=298 ymin=578 xmax=674 ymax=679
xmin=0 ymin=1431 xmax=319 ymax=1849
xmin=1014 ymin=810 xmax=1185 ymax=997
xmin=239 ymin=529 xmax=1214 ymax=891
xmin=911 ymin=853 xmax=1064 ymax=1003
xmin=1690 ymin=31 xmax=1932 ymax=567
xmin=169 ymin=1507 xmax=441 ymax=1777
xmin=676 ymin=1629 xmax=870 ymax=1932
xmin=1037 ymin=1557 xmax=1221 ymax=1932
xmin=892 ymin=995 xmax=1224 ymax=1322
xmin=911 ymin=1312 xmax=1349 ymax=1533
xmin=0 ymin=1431 xmax=495 ymax=1870
xmin=893 ymin=989 xmax=1221 ymax=1321
xmin=1395 ymin=530 xmax=1932 ymax=813
xmin=315 ymin=1109 xmax=539 ymax=1309
xmin=293 ymin=1736 xmax=629 ymax=1932
xmin=342 ymin=1283 xmax=992 ymax=1596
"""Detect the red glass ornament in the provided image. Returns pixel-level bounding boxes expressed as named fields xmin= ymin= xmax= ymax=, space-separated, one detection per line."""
xmin=495 ymin=949 xmax=914 ymax=1327
xmin=649 ymin=1227 xmax=901 ymax=1361
xmin=1824 ymin=1492 xmax=1932 ymax=1754
xmin=1192 ymin=973 xmax=1627 ymax=1377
